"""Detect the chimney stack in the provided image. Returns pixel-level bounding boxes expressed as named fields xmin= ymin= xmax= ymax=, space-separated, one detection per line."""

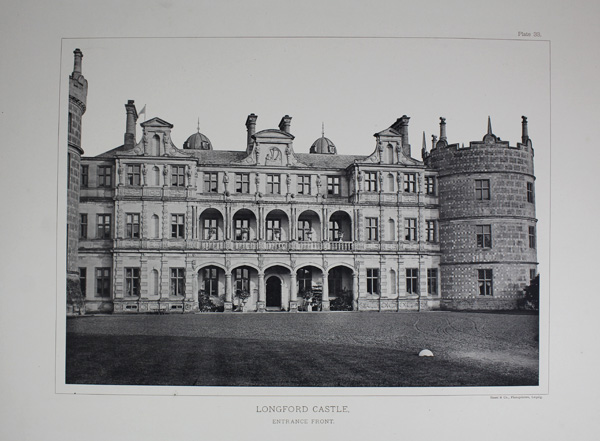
xmin=521 ymin=115 xmax=529 ymax=144
xmin=73 ymin=48 xmax=83 ymax=76
xmin=439 ymin=117 xmax=447 ymax=142
xmin=398 ymin=115 xmax=411 ymax=156
xmin=124 ymin=100 xmax=138 ymax=149
xmin=245 ymin=113 xmax=257 ymax=148
xmin=279 ymin=115 xmax=292 ymax=133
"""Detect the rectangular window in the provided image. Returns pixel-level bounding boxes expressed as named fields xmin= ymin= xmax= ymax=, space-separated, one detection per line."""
xmin=267 ymin=174 xmax=281 ymax=194
xmin=404 ymin=173 xmax=417 ymax=193
xmin=298 ymin=268 xmax=312 ymax=293
xmin=527 ymin=182 xmax=534 ymax=203
xmin=170 ymin=165 xmax=185 ymax=187
xmin=426 ymin=220 xmax=437 ymax=242
xmin=125 ymin=267 xmax=141 ymax=297
xmin=478 ymin=269 xmax=493 ymax=296
xmin=203 ymin=267 xmax=219 ymax=296
xmin=366 ymin=217 xmax=379 ymax=241
xmin=127 ymin=164 xmax=141 ymax=186
xmin=475 ymin=179 xmax=490 ymax=200
xmin=80 ymin=214 xmax=88 ymax=239
xmin=97 ymin=165 xmax=112 ymax=187
xmin=96 ymin=214 xmax=111 ymax=239
xmin=235 ymin=173 xmax=250 ymax=193
xmin=529 ymin=226 xmax=536 ymax=249
xmin=329 ymin=220 xmax=342 ymax=241
xmin=125 ymin=213 xmax=140 ymax=239
xmin=81 ymin=165 xmax=89 ymax=188
xmin=234 ymin=267 xmax=250 ymax=294
xmin=298 ymin=219 xmax=312 ymax=241
xmin=405 ymin=218 xmax=417 ymax=241
xmin=427 ymin=268 xmax=438 ymax=295
xmin=170 ymin=268 xmax=185 ymax=296
xmin=297 ymin=175 xmax=311 ymax=195
xmin=327 ymin=176 xmax=340 ymax=195
xmin=266 ymin=219 xmax=281 ymax=241
xmin=476 ymin=225 xmax=492 ymax=248
xmin=203 ymin=172 xmax=218 ymax=193
xmin=406 ymin=268 xmax=419 ymax=294
xmin=366 ymin=268 xmax=379 ymax=294
xmin=79 ymin=267 xmax=86 ymax=297
xmin=171 ymin=214 xmax=185 ymax=239
xmin=365 ymin=172 xmax=378 ymax=192
xmin=425 ymin=176 xmax=435 ymax=195
xmin=234 ymin=218 xmax=249 ymax=241
xmin=203 ymin=218 xmax=218 ymax=240
xmin=95 ymin=267 xmax=111 ymax=298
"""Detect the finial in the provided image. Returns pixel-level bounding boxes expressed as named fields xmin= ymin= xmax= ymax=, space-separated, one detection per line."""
xmin=422 ymin=131 xmax=426 ymax=149
xmin=322 ymin=122 xmax=325 ymax=138
xmin=431 ymin=134 xmax=437 ymax=149
xmin=487 ymin=116 xmax=493 ymax=135
xmin=197 ymin=118 xmax=200 ymax=133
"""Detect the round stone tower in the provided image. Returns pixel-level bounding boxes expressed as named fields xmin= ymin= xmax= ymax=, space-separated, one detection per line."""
xmin=66 ymin=48 xmax=87 ymax=313
xmin=425 ymin=116 xmax=537 ymax=310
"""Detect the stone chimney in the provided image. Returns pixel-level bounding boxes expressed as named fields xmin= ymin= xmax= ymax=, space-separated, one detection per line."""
xmin=245 ymin=113 xmax=257 ymax=148
xmin=398 ymin=115 xmax=411 ymax=156
xmin=521 ymin=115 xmax=529 ymax=144
xmin=439 ymin=117 xmax=447 ymax=142
xmin=279 ymin=115 xmax=292 ymax=133
xmin=124 ymin=100 xmax=138 ymax=149
xmin=73 ymin=48 xmax=83 ymax=77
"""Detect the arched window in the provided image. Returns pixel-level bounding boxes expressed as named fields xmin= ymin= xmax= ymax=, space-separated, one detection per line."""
xmin=387 ymin=173 xmax=395 ymax=192
xmin=388 ymin=219 xmax=396 ymax=241
xmin=151 ymin=214 xmax=160 ymax=239
xmin=150 ymin=135 xmax=160 ymax=156
xmin=151 ymin=269 xmax=159 ymax=296
xmin=152 ymin=166 xmax=160 ymax=186
xmin=386 ymin=144 xmax=394 ymax=164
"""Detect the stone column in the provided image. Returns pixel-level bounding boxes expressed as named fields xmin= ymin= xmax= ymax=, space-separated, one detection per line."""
xmin=352 ymin=271 xmax=359 ymax=311
xmin=289 ymin=272 xmax=298 ymax=312
xmin=321 ymin=270 xmax=330 ymax=311
xmin=257 ymin=272 xmax=266 ymax=312
xmin=224 ymin=272 xmax=233 ymax=312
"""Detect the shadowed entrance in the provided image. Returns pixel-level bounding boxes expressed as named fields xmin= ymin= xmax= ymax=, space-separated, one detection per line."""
xmin=266 ymin=276 xmax=282 ymax=309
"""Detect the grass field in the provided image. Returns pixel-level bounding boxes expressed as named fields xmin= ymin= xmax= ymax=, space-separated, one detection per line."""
xmin=65 ymin=311 xmax=538 ymax=387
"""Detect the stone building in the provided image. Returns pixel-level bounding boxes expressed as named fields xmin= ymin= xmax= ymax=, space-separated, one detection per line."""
xmin=67 ymin=49 xmax=538 ymax=314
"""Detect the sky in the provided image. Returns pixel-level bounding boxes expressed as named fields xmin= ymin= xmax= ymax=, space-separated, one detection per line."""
xmin=60 ymin=37 xmax=550 ymax=161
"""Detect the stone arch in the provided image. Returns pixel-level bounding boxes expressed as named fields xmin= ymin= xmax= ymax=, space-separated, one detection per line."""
xmin=265 ymin=208 xmax=290 ymax=241
xmin=297 ymin=209 xmax=321 ymax=241
xmin=264 ymin=262 xmax=293 ymax=273
xmin=387 ymin=173 xmax=395 ymax=192
xmin=232 ymin=208 xmax=258 ymax=241
xmin=150 ymin=214 xmax=160 ymax=239
xmin=150 ymin=135 xmax=160 ymax=156
xmin=329 ymin=210 xmax=353 ymax=241
xmin=199 ymin=207 xmax=225 ymax=240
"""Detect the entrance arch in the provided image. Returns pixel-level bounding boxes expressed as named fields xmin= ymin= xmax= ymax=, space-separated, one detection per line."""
xmin=266 ymin=276 xmax=282 ymax=309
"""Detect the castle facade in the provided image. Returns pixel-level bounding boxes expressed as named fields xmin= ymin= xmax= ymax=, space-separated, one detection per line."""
xmin=66 ymin=50 xmax=538 ymax=314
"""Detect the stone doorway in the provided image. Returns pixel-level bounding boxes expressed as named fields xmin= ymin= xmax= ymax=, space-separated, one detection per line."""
xmin=266 ymin=276 xmax=282 ymax=309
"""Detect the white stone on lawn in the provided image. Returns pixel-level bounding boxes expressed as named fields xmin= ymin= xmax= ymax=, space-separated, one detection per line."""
xmin=419 ymin=349 xmax=434 ymax=357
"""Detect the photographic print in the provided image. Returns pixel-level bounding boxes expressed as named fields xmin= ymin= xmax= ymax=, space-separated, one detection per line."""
xmin=60 ymin=37 xmax=549 ymax=391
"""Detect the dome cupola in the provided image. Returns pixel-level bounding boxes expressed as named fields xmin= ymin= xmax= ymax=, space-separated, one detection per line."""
xmin=309 ymin=123 xmax=337 ymax=154
xmin=183 ymin=119 xmax=212 ymax=150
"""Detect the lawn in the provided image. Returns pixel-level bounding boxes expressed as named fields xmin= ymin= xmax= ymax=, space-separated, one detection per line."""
xmin=65 ymin=311 xmax=539 ymax=387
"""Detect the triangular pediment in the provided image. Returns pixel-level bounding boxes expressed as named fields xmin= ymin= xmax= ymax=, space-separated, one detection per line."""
xmin=374 ymin=127 xmax=401 ymax=137
xmin=140 ymin=117 xmax=174 ymax=129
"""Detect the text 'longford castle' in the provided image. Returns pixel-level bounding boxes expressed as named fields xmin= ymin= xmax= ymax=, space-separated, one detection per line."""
xmin=65 ymin=49 xmax=538 ymax=314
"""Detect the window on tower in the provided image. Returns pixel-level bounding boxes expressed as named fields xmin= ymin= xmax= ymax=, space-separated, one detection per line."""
xmin=475 ymin=179 xmax=491 ymax=200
